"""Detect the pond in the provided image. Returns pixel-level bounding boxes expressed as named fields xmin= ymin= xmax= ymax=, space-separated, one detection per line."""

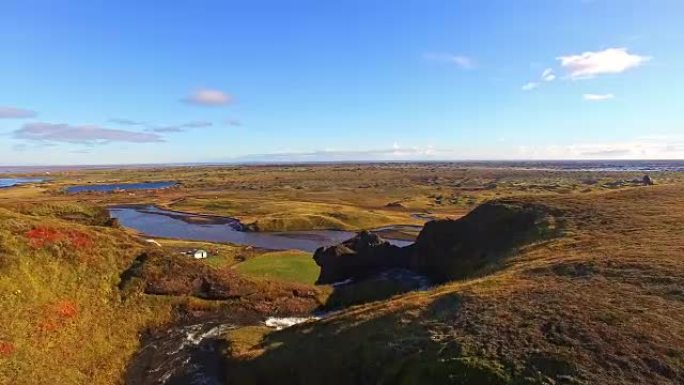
xmin=0 ymin=178 xmax=44 ymax=188
xmin=109 ymin=205 xmax=415 ymax=252
xmin=66 ymin=181 xmax=176 ymax=193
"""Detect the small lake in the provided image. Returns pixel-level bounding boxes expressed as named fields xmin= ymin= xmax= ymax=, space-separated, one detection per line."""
xmin=109 ymin=205 xmax=414 ymax=252
xmin=0 ymin=178 xmax=44 ymax=188
xmin=66 ymin=181 xmax=176 ymax=193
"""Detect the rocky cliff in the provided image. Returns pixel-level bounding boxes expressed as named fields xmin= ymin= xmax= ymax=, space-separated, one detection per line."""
xmin=314 ymin=201 xmax=557 ymax=284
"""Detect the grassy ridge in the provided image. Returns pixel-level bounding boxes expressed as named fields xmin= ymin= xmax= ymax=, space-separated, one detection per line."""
xmin=170 ymin=197 xmax=422 ymax=231
xmin=0 ymin=203 xmax=173 ymax=385
xmin=223 ymin=186 xmax=684 ymax=385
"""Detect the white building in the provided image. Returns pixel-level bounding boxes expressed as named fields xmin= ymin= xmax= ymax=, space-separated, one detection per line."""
xmin=192 ymin=249 xmax=208 ymax=259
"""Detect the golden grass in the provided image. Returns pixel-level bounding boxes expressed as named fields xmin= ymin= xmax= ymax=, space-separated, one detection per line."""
xmin=1 ymin=165 xmax=683 ymax=384
xmin=223 ymin=185 xmax=684 ymax=385
xmin=152 ymin=239 xmax=255 ymax=268
xmin=0 ymin=204 xmax=173 ymax=385
xmin=169 ymin=197 xmax=422 ymax=231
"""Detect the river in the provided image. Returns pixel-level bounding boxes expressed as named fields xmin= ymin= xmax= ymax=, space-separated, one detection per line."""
xmin=109 ymin=205 xmax=417 ymax=252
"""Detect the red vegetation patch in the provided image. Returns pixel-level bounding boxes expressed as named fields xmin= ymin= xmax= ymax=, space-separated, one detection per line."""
xmin=35 ymin=300 xmax=79 ymax=335
xmin=25 ymin=227 xmax=62 ymax=248
xmin=25 ymin=226 xmax=93 ymax=249
xmin=53 ymin=300 xmax=78 ymax=319
xmin=0 ymin=341 xmax=15 ymax=357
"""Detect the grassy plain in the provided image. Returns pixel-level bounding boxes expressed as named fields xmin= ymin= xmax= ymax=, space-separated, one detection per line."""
xmin=234 ymin=250 xmax=319 ymax=285
xmin=4 ymin=163 xmax=682 ymax=232
xmin=0 ymin=163 xmax=683 ymax=384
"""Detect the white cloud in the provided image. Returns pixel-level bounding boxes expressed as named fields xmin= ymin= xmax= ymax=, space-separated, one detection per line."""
xmin=583 ymin=93 xmax=614 ymax=101
xmin=558 ymin=48 xmax=650 ymax=79
xmin=0 ymin=106 xmax=37 ymax=119
xmin=14 ymin=122 xmax=163 ymax=144
xmin=232 ymin=145 xmax=457 ymax=163
xmin=541 ymin=68 xmax=556 ymax=82
xmin=182 ymin=89 xmax=233 ymax=106
xmin=424 ymin=53 xmax=476 ymax=69
xmin=522 ymin=68 xmax=555 ymax=91
xmin=517 ymin=135 xmax=684 ymax=159
xmin=521 ymin=82 xmax=539 ymax=91
xmin=228 ymin=136 xmax=684 ymax=163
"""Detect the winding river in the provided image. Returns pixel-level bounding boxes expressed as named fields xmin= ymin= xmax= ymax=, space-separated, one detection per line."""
xmin=109 ymin=205 xmax=417 ymax=252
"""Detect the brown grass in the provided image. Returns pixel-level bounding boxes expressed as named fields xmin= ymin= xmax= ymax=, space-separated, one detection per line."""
xmin=223 ymin=185 xmax=684 ymax=385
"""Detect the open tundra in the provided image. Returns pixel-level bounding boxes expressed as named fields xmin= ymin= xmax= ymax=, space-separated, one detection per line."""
xmin=0 ymin=164 xmax=682 ymax=385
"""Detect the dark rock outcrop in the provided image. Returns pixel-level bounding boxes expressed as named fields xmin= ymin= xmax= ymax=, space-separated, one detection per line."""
xmin=314 ymin=201 xmax=557 ymax=284
xmin=642 ymin=174 xmax=654 ymax=186
xmin=409 ymin=201 xmax=553 ymax=282
xmin=313 ymin=231 xmax=407 ymax=284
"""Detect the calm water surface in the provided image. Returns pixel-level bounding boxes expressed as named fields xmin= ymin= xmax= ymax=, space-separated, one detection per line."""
xmin=109 ymin=205 xmax=414 ymax=252
xmin=0 ymin=178 xmax=44 ymax=188
xmin=67 ymin=181 xmax=176 ymax=193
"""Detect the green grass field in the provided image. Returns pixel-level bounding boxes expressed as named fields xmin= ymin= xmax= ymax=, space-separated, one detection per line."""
xmin=234 ymin=250 xmax=319 ymax=285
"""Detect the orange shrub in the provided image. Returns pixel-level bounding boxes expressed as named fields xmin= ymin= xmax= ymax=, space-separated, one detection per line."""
xmin=35 ymin=300 xmax=79 ymax=335
xmin=0 ymin=341 xmax=14 ymax=357
xmin=25 ymin=226 xmax=93 ymax=250
xmin=53 ymin=300 xmax=78 ymax=319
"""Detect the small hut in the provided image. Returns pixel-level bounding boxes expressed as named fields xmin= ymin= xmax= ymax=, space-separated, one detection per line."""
xmin=192 ymin=249 xmax=208 ymax=259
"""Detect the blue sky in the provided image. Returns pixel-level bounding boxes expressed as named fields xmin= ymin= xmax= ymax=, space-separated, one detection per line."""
xmin=1 ymin=0 xmax=682 ymax=165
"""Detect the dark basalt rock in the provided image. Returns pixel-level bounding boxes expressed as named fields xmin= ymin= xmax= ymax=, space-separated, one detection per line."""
xmin=314 ymin=201 xmax=556 ymax=284
xmin=409 ymin=202 xmax=552 ymax=282
xmin=313 ymin=230 xmax=407 ymax=284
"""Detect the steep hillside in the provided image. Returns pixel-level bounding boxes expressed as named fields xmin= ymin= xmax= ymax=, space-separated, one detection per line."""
xmin=224 ymin=186 xmax=684 ymax=385
xmin=0 ymin=202 xmax=172 ymax=385
xmin=0 ymin=202 xmax=328 ymax=385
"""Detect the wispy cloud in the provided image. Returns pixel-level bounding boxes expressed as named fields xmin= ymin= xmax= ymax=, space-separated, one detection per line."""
xmin=109 ymin=118 xmax=146 ymax=126
xmin=558 ymin=48 xmax=650 ymax=80
xmin=14 ymin=122 xmax=163 ymax=144
xmin=225 ymin=119 xmax=242 ymax=127
xmin=182 ymin=89 xmax=233 ymax=106
xmin=541 ymin=68 xmax=556 ymax=82
xmin=583 ymin=93 xmax=614 ymax=101
xmin=232 ymin=145 xmax=460 ymax=163
xmin=424 ymin=53 xmax=476 ymax=69
xmin=522 ymin=68 xmax=555 ymax=91
xmin=518 ymin=135 xmax=684 ymax=159
xmin=150 ymin=121 xmax=213 ymax=133
xmin=0 ymin=106 xmax=37 ymax=119
xmin=521 ymin=82 xmax=539 ymax=91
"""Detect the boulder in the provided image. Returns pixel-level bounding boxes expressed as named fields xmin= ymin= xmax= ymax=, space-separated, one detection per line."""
xmin=642 ymin=175 xmax=654 ymax=186
xmin=313 ymin=231 xmax=406 ymax=284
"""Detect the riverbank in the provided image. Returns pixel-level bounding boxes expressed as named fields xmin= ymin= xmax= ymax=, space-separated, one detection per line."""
xmin=108 ymin=204 xmax=416 ymax=252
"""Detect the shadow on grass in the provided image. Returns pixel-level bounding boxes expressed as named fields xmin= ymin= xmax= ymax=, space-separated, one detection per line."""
xmin=223 ymin=293 xmax=525 ymax=385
